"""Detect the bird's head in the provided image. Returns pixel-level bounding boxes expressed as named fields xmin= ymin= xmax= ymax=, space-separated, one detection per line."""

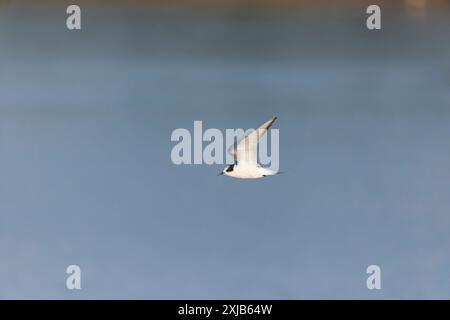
xmin=218 ymin=164 xmax=234 ymax=176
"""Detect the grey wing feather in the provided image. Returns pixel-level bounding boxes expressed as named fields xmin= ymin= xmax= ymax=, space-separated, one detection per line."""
xmin=227 ymin=117 xmax=277 ymax=164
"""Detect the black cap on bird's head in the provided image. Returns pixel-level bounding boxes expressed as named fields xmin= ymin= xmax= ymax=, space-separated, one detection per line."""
xmin=218 ymin=164 xmax=234 ymax=176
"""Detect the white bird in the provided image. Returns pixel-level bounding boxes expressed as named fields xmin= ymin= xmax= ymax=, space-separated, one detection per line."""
xmin=219 ymin=117 xmax=280 ymax=179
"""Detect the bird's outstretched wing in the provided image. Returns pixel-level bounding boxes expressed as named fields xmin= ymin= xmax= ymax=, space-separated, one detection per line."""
xmin=228 ymin=117 xmax=277 ymax=165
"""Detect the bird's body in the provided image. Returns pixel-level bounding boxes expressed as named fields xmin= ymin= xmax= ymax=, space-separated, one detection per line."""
xmin=222 ymin=164 xmax=278 ymax=179
xmin=219 ymin=117 xmax=280 ymax=179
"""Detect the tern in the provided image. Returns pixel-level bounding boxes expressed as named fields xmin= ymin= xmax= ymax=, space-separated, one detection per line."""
xmin=219 ymin=117 xmax=280 ymax=179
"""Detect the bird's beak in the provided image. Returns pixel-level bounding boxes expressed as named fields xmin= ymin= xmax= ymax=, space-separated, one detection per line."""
xmin=218 ymin=172 xmax=224 ymax=176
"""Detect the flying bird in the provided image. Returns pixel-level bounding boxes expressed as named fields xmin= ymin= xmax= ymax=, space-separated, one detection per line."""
xmin=219 ymin=117 xmax=280 ymax=179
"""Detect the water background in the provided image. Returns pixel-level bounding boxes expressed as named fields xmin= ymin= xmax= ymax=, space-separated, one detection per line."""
xmin=1 ymin=5 xmax=450 ymax=298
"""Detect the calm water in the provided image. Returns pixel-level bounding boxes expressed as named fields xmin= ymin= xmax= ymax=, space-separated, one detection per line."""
xmin=1 ymin=7 xmax=450 ymax=298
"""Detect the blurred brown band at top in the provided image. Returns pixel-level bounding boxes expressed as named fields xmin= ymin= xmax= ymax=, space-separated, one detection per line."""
xmin=4 ymin=0 xmax=450 ymax=11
